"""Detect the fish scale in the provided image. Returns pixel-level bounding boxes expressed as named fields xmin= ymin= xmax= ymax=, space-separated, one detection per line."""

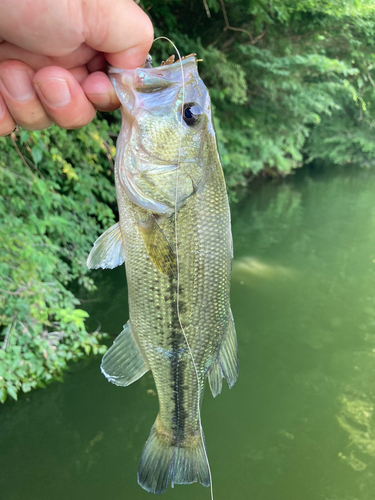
xmin=87 ymin=54 xmax=238 ymax=494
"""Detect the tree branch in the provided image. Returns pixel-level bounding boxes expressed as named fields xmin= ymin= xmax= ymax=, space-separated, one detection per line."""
xmin=0 ymin=286 xmax=32 ymax=296
xmin=10 ymin=130 xmax=36 ymax=180
xmin=219 ymin=0 xmax=254 ymax=42
xmin=251 ymin=28 xmax=268 ymax=45
xmin=202 ymin=0 xmax=211 ymax=18
xmin=367 ymin=70 xmax=375 ymax=88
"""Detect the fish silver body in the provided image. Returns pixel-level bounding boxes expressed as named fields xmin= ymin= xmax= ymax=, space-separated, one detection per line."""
xmin=87 ymin=55 xmax=239 ymax=494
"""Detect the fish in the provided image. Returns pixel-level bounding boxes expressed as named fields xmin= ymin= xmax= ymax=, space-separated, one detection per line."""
xmin=87 ymin=54 xmax=239 ymax=494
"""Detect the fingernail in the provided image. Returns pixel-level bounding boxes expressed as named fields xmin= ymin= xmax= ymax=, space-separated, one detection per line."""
xmin=36 ymin=78 xmax=71 ymax=107
xmin=0 ymin=70 xmax=34 ymax=101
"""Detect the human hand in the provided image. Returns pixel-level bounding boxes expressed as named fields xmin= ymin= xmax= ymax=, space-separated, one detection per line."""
xmin=0 ymin=0 xmax=153 ymax=136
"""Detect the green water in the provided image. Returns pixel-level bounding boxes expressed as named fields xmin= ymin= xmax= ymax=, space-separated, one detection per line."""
xmin=1 ymin=164 xmax=375 ymax=500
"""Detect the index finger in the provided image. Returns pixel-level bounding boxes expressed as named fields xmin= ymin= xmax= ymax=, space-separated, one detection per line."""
xmin=81 ymin=0 xmax=154 ymax=69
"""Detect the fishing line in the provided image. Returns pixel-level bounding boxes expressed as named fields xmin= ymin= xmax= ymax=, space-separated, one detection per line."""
xmin=152 ymin=36 xmax=214 ymax=500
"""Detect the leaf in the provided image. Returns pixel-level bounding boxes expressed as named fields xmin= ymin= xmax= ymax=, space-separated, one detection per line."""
xmin=31 ymin=145 xmax=43 ymax=165
xmin=20 ymin=130 xmax=29 ymax=144
xmin=0 ymin=387 xmax=6 ymax=403
xmin=6 ymin=384 xmax=18 ymax=401
xmin=21 ymin=382 xmax=32 ymax=393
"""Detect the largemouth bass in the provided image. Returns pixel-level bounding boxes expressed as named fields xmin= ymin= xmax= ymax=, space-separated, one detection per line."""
xmin=87 ymin=54 xmax=239 ymax=494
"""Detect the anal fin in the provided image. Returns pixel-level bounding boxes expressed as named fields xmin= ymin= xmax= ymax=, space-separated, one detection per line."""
xmin=101 ymin=321 xmax=149 ymax=386
xmin=208 ymin=308 xmax=239 ymax=397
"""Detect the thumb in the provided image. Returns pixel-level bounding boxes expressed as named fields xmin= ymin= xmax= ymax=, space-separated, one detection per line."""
xmin=82 ymin=0 xmax=154 ymax=69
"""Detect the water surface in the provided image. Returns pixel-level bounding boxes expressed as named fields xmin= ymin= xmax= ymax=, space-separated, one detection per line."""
xmin=1 ymin=164 xmax=375 ymax=500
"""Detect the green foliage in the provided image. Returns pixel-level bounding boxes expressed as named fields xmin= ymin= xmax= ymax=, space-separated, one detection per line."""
xmin=3 ymin=0 xmax=375 ymax=402
xmin=0 ymin=119 xmax=119 ymax=402
xmin=146 ymin=0 xmax=375 ymax=184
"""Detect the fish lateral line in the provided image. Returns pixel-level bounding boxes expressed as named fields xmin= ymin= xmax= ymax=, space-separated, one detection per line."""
xmin=150 ymin=36 xmax=214 ymax=500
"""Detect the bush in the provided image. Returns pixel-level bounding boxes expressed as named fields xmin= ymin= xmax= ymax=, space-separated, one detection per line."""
xmin=0 ymin=119 xmax=119 ymax=402
xmin=2 ymin=0 xmax=375 ymax=401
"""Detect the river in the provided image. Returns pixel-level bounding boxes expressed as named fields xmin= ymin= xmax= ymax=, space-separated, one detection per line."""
xmin=1 ymin=163 xmax=375 ymax=500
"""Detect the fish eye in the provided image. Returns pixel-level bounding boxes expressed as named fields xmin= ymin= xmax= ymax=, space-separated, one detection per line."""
xmin=182 ymin=103 xmax=202 ymax=126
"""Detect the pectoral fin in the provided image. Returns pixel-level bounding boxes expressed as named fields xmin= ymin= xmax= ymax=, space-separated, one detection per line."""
xmin=87 ymin=222 xmax=125 ymax=269
xmin=138 ymin=215 xmax=177 ymax=276
xmin=208 ymin=309 xmax=239 ymax=397
xmin=101 ymin=321 xmax=150 ymax=386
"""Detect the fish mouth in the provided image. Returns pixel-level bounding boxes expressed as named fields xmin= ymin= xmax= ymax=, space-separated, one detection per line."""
xmin=108 ymin=54 xmax=197 ymax=75
xmin=108 ymin=55 xmax=199 ymax=94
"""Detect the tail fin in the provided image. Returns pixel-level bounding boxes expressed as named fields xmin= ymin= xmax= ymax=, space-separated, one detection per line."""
xmin=137 ymin=422 xmax=210 ymax=494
